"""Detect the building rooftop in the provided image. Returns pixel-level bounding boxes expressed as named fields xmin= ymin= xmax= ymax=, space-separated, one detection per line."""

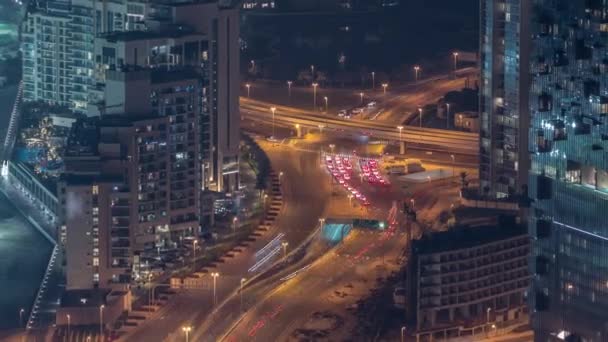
xmin=99 ymin=24 xmax=199 ymax=42
xmin=412 ymin=222 xmax=527 ymax=255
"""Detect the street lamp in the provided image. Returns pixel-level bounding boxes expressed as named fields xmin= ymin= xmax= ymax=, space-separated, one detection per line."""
xmin=279 ymin=171 xmax=284 ymax=183
xmin=270 ymin=106 xmax=276 ymax=138
xmin=66 ymin=314 xmax=70 ymax=333
xmin=99 ymin=305 xmax=105 ymax=339
xmin=418 ymin=107 xmax=423 ymax=128
xmin=211 ymin=272 xmax=219 ymax=305
xmin=324 ymin=96 xmax=328 ymax=112
xmin=401 ymin=326 xmax=406 ymax=342
xmin=329 ymin=144 xmax=335 ymax=154
xmin=319 ymin=217 xmax=326 ymax=227
xmin=240 ymin=278 xmax=246 ymax=312
xmin=427 ymin=175 xmax=432 ymax=183
xmin=446 ymin=103 xmax=451 ymax=129
xmin=452 ymin=52 xmax=459 ymax=72
xmin=19 ymin=308 xmax=24 ymax=329
xmin=359 ymin=92 xmax=364 ymax=105
xmin=312 ymin=82 xmax=319 ymax=110
xmin=193 ymin=240 xmax=198 ymax=261
xmin=232 ymin=216 xmax=238 ymax=234
xmin=382 ymin=83 xmax=388 ymax=95
xmin=371 ymin=71 xmax=375 ymax=89
xmin=182 ymin=326 xmax=192 ymax=342
xmin=287 ymin=80 xmax=292 ymax=101
xmin=410 ymin=198 xmax=415 ymax=210
xmin=414 ymin=65 xmax=420 ymax=82
xmin=281 ymin=241 xmax=289 ymax=259
xmin=245 ymin=83 xmax=251 ymax=98
xmin=310 ymin=65 xmax=315 ymax=79
xmin=250 ymin=60 xmax=255 ymax=73
xmin=486 ymin=307 xmax=491 ymax=326
xmin=348 ymin=194 xmax=353 ymax=207
xmin=397 ymin=126 xmax=404 ymax=155
xmin=450 ymin=154 xmax=455 ymax=176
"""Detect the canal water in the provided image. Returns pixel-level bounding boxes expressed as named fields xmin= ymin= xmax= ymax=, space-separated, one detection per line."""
xmin=0 ymin=191 xmax=52 ymax=331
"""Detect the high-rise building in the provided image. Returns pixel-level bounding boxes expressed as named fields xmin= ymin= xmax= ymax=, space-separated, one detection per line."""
xmin=479 ymin=0 xmax=531 ymax=198
xmin=60 ymin=66 xmax=203 ymax=291
xmin=528 ymin=1 xmax=608 ymax=341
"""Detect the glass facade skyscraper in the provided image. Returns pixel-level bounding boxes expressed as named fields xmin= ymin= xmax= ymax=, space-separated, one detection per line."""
xmin=480 ymin=0 xmax=531 ymax=199
xmin=528 ymin=1 xmax=608 ymax=340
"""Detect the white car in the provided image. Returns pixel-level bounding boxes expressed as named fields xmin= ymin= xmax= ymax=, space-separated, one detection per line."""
xmin=367 ymin=101 xmax=377 ymax=108
xmin=338 ymin=109 xmax=347 ymax=117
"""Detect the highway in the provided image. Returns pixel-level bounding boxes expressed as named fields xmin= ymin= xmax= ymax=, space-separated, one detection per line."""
xmin=120 ymin=137 xmax=332 ymax=342
xmin=242 ymin=99 xmax=479 ymax=154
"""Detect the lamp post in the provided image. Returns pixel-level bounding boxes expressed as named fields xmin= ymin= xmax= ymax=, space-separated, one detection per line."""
xmin=410 ymin=198 xmax=415 ymax=210
xmin=310 ymin=65 xmax=315 ymax=80
xmin=193 ymin=239 xmax=198 ymax=261
xmin=312 ymin=82 xmax=319 ymax=110
xmin=371 ymin=71 xmax=375 ymax=89
xmin=245 ymin=83 xmax=250 ymax=98
xmin=450 ymin=154 xmax=455 ymax=176
xmin=250 ymin=60 xmax=255 ymax=73
xmin=486 ymin=307 xmax=491 ymax=326
xmin=182 ymin=326 xmax=192 ymax=342
xmin=348 ymin=194 xmax=353 ymax=207
xmin=359 ymin=92 xmax=364 ymax=105
xmin=329 ymin=144 xmax=335 ymax=154
xmin=397 ymin=125 xmax=404 ymax=155
xmin=319 ymin=217 xmax=325 ymax=228
xmin=240 ymin=278 xmax=246 ymax=311
xmin=279 ymin=171 xmax=284 ymax=184
xmin=281 ymin=241 xmax=289 ymax=259
xmin=324 ymin=96 xmax=328 ymax=113
xmin=232 ymin=216 xmax=238 ymax=234
xmin=452 ymin=52 xmax=459 ymax=72
xmin=287 ymin=81 xmax=292 ymax=102
xmin=99 ymin=305 xmax=105 ymax=339
xmin=446 ymin=103 xmax=451 ymax=129
xmin=401 ymin=326 xmax=406 ymax=342
xmin=418 ymin=107 xmax=423 ymax=128
xmin=414 ymin=65 xmax=420 ymax=82
xmin=270 ymin=106 xmax=276 ymax=138
xmin=19 ymin=308 xmax=24 ymax=329
xmin=66 ymin=314 xmax=70 ymax=334
xmin=211 ymin=272 xmax=219 ymax=305
xmin=382 ymin=83 xmax=388 ymax=95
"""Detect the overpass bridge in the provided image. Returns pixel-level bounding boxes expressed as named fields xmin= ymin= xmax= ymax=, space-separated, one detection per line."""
xmin=241 ymin=98 xmax=479 ymax=156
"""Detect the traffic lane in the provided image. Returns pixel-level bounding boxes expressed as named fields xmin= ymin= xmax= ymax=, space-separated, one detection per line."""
xmin=226 ymin=228 xmax=407 ymax=342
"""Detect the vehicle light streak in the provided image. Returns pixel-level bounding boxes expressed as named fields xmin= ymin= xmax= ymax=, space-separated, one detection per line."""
xmin=255 ymin=233 xmax=285 ymax=258
xmin=280 ymin=264 xmax=312 ymax=281
xmin=247 ymin=304 xmax=284 ymax=337
xmin=249 ymin=245 xmax=282 ymax=273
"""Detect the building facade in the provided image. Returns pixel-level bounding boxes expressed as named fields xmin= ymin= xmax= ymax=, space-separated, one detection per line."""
xmin=406 ymin=225 xmax=529 ymax=337
xmin=479 ymin=0 xmax=531 ymax=198
xmin=528 ymin=1 xmax=608 ymax=341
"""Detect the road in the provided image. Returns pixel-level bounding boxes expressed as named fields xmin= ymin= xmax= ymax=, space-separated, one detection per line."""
xmin=121 ymin=137 xmax=331 ymax=342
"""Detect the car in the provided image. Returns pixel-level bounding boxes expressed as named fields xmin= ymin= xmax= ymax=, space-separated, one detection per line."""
xmin=367 ymin=101 xmax=377 ymax=108
xmin=338 ymin=109 xmax=347 ymax=117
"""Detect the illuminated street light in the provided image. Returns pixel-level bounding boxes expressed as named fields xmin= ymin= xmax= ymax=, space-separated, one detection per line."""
xmin=319 ymin=217 xmax=326 ymax=226
xmin=287 ymin=80 xmax=293 ymax=101
xmin=397 ymin=125 xmax=404 ymax=141
xmin=382 ymin=83 xmax=388 ymax=95
xmin=359 ymin=92 xmax=364 ymax=105
xmin=414 ymin=65 xmax=421 ymax=82
xmin=371 ymin=71 xmax=375 ymax=89
xmin=452 ymin=52 xmax=459 ymax=72
xmin=324 ymin=96 xmax=328 ymax=112
xmin=446 ymin=103 xmax=451 ymax=129
xmin=450 ymin=154 xmax=455 ymax=176
xmin=348 ymin=194 xmax=353 ymax=207
xmin=418 ymin=107 xmax=423 ymax=128
xmin=329 ymin=144 xmax=335 ymax=154
xmin=270 ymin=107 xmax=276 ymax=138
xmin=19 ymin=308 xmax=24 ymax=329
xmin=245 ymin=83 xmax=251 ymax=98
xmin=410 ymin=198 xmax=415 ymax=210
xmin=182 ymin=326 xmax=192 ymax=342
xmin=310 ymin=65 xmax=315 ymax=79
xmin=281 ymin=241 xmax=289 ymax=259
xmin=312 ymin=82 xmax=319 ymax=110
xmin=401 ymin=326 xmax=406 ymax=342
xmin=193 ymin=240 xmax=198 ymax=261
xmin=99 ymin=305 xmax=105 ymax=339
xmin=211 ymin=272 xmax=219 ymax=305
xmin=66 ymin=314 xmax=70 ymax=333
xmin=232 ymin=216 xmax=238 ymax=233
xmin=279 ymin=171 xmax=284 ymax=183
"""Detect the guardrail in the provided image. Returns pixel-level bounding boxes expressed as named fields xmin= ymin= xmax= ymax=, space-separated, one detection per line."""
xmin=26 ymin=243 xmax=58 ymax=329
xmin=2 ymin=81 xmax=23 ymax=160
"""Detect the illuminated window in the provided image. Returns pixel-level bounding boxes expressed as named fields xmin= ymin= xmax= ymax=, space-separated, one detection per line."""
xmin=93 ymin=257 xmax=99 ymax=266
xmin=92 ymin=185 xmax=99 ymax=194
